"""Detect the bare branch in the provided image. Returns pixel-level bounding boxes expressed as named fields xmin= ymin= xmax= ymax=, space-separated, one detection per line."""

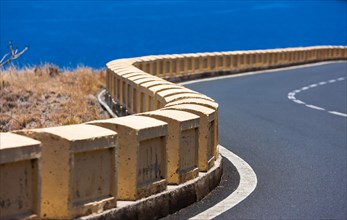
xmin=13 ymin=46 xmax=29 ymax=59
xmin=0 ymin=41 xmax=29 ymax=68
xmin=0 ymin=53 xmax=10 ymax=63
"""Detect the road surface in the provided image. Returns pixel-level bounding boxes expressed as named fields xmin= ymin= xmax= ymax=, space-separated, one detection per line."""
xmin=164 ymin=61 xmax=347 ymax=219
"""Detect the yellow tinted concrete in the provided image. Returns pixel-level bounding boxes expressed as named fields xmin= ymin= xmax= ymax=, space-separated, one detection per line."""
xmin=163 ymin=93 xmax=214 ymax=105
xmin=0 ymin=133 xmax=41 ymax=219
xmin=129 ymin=77 xmax=165 ymax=113
xmin=87 ymin=116 xmax=168 ymax=200
xmin=0 ymin=133 xmax=41 ymax=163
xmin=155 ymin=88 xmax=200 ymax=109
xmin=147 ymin=85 xmax=184 ymax=110
xmin=162 ymin=104 xmax=218 ymax=171
xmin=140 ymin=110 xmax=200 ymax=184
xmin=122 ymin=73 xmax=149 ymax=110
xmin=165 ymin=98 xmax=219 ymax=110
xmin=139 ymin=81 xmax=173 ymax=112
xmin=15 ymin=124 xmax=118 ymax=219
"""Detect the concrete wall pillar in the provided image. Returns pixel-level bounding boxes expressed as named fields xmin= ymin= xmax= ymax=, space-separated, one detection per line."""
xmin=163 ymin=104 xmax=218 ymax=171
xmin=140 ymin=110 xmax=200 ymax=184
xmin=0 ymin=133 xmax=41 ymax=220
xmin=16 ymin=124 xmax=118 ymax=219
xmin=88 ymin=116 xmax=168 ymax=200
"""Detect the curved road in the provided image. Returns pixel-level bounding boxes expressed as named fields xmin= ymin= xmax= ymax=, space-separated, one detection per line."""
xmin=164 ymin=61 xmax=347 ymax=219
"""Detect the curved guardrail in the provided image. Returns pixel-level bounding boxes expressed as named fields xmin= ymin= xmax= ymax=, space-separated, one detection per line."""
xmin=0 ymin=46 xmax=346 ymax=220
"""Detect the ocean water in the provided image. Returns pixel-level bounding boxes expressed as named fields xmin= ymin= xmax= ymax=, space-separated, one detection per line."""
xmin=1 ymin=1 xmax=346 ymax=68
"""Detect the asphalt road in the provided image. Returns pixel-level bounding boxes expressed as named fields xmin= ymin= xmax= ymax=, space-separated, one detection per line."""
xmin=164 ymin=61 xmax=347 ymax=220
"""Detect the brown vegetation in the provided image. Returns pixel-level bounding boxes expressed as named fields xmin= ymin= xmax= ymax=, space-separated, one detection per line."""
xmin=0 ymin=65 xmax=110 ymax=132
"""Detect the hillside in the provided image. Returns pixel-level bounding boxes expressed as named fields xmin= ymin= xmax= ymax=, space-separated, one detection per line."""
xmin=0 ymin=65 xmax=110 ymax=132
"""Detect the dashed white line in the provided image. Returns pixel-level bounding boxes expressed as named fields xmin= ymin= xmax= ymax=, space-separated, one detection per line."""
xmin=328 ymin=111 xmax=347 ymax=117
xmin=190 ymin=145 xmax=257 ymax=220
xmin=288 ymin=76 xmax=347 ymax=117
xmin=294 ymin=100 xmax=306 ymax=104
xmin=305 ymin=105 xmax=325 ymax=111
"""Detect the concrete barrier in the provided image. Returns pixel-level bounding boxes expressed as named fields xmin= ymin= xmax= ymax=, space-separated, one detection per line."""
xmin=139 ymin=110 xmax=200 ymax=184
xmin=163 ymin=104 xmax=218 ymax=171
xmin=15 ymin=124 xmax=118 ymax=219
xmin=128 ymin=77 xmax=164 ymax=114
xmin=87 ymin=116 xmax=168 ymax=201
xmin=0 ymin=133 xmax=41 ymax=220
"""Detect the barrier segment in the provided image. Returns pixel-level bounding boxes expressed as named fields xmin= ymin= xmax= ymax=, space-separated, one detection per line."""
xmin=165 ymin=98 xmax=219 ymax=111
xmin=139 ymin=80 xmax=173 ymax=112
xmin=139 ymin=110 xmax=200 ymax=184
xmin=165 ymin=99 xmax=220 ymax=158
xmin=15 ymin=124 xmax=118 ymax=219
xmin=163 ymin=104 xmax=218 ymax=171
xmin=147 ymin=84 xmax=184 ymax=111
xmin=162 ymin=92 xmax=214 ymax=105
xmin=0 ymin=133 xmax=41 ymax=220
xmin=87 ymin=116 xmax=168 ymax=200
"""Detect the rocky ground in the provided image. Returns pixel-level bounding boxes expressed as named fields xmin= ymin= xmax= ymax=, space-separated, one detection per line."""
xmin=0 ymin=65 xmax=110 ymax=132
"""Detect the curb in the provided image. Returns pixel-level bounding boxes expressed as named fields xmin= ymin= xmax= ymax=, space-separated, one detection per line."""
xmin=78 ymin=150 xmax=223 ymax=220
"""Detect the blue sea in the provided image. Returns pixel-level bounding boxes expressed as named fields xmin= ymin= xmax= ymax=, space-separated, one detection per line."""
xmin=1 ymin=1 xmax=346 ymax=68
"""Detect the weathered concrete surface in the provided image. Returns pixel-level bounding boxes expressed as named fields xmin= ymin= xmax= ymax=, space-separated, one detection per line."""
xmin=87 ymin=116 xmax=168 ymax=201
xmin=15 ymin=124 xmax=118 ymax=219
xmin=139 ymin=110 xmax=200 ymax=184
xmin=0 ymin=133 xmax=41 ymax=220
xmin=78 ymin=151 xmax=222 ymax=220
xmin=163 ymin=104 xmax=218 ymax=171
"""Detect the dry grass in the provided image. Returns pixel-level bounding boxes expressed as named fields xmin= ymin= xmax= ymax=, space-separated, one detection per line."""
xmin=0 ymin=65 xmax=110 ymax=132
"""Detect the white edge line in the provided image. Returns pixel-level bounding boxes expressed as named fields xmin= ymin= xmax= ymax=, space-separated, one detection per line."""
xmin=328 ymin=111 xmax=347 ymax=117
xmin=179 ymin=61 xmax=345 ymax=86
xmin=189 ymin=145 xmax=257 ymax=220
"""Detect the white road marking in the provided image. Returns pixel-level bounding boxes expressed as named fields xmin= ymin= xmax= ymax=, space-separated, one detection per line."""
xmin=294 ymin=100 xmax=306 ymax=104
xmin=288 ymin=76 xmax=347 ymax=118
xmin=328 ymin=111 xmax=347 ymax=117
xmin=179 ymin=61 xmax=346 ymax=86
xmin=189 ymin=145 xmax=257 ymax=220
xmin=175 ymin=62 xmax=345 ymax=218
xmin=305 ymin=105 xmax=325 ymax=111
